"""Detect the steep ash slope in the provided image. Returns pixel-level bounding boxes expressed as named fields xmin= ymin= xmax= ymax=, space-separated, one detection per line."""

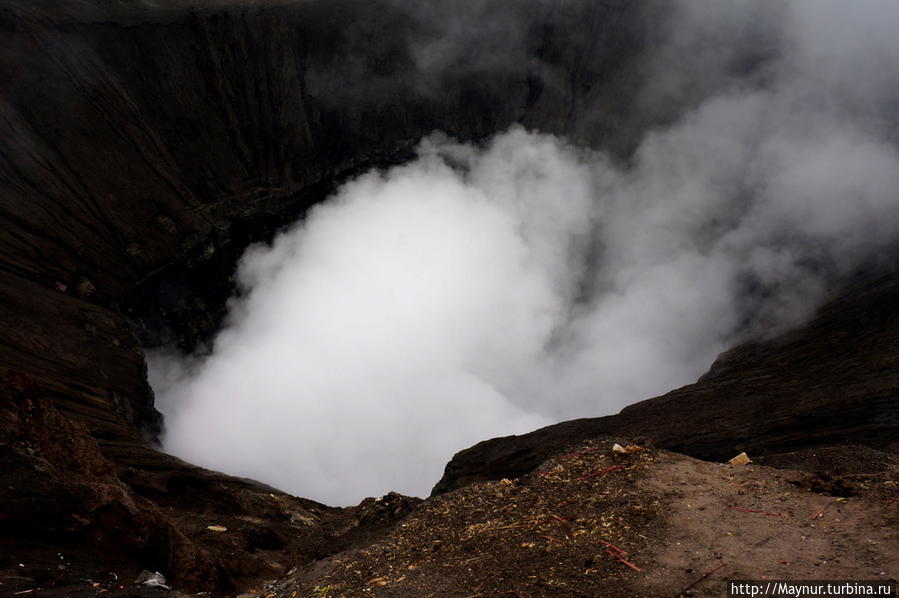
xmin=0 ymin=0 xmax=654 ymax=438
xmin=1 ymin=0 xmax=897 ymax=595
xmin=0 ymin=0 xmax=657 ymax=592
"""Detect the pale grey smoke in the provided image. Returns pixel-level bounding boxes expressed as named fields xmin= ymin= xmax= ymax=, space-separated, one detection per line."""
xmin=152 ymin=0 xmax=899 ymax=505
xmin=152 ymin=129 xmax=586 ymax=504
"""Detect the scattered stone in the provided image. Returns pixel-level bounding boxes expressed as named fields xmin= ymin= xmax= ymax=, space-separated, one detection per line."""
xmin=135 ymin=570 xmax=170 ymax=590
xmin=728 ymin=452 xmax=752 ymax=466
xmin=76 ymin=278 xmax=95 ymax=297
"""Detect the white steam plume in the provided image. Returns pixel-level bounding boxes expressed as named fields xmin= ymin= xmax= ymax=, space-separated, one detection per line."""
xmin=151 ymin=0 xmax=899 ymax=505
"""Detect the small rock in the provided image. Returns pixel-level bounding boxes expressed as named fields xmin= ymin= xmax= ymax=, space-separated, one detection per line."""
xmin=135 ymin=570 xmax=170 ymax=590
xmin=728 ymin=452 xmax=751 ymax=466
xmin=612 ymin=443 xmax=627 ymax=454
xmin=76 ymin=278 xmax=95 ymax=297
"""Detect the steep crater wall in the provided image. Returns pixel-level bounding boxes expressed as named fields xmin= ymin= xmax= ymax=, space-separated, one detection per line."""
xmin=2 ymin=2 xmax=897 ymax=591
xmin=0 ymin=1 xmax=659 ymax=589
xmin=1 ymin=0 xmax=655 ymax=434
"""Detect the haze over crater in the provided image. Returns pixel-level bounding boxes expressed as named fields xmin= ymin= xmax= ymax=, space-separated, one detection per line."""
xmin=151 ymin=0 xmax=899 ymax=505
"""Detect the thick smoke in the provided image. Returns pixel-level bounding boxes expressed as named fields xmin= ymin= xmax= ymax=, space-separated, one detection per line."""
xmin=151 ymin=0 xmax=899 ymax=505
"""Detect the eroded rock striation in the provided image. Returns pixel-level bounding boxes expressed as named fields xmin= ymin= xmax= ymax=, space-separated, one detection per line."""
xmin=0 ymin=0 xmax=656 ymax=591
xmin=0 ymin=0 xmax=896 ymax=594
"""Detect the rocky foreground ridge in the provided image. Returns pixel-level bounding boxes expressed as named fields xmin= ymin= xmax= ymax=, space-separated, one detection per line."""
xmin=0 ymin=1 xmax=897 ymax=596
xmin=270 ymin=442 xmax=898 ymax=598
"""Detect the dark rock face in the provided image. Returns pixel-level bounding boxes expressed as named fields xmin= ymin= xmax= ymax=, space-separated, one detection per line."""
xmin=0 ymin=0 xmax=654 ymax=440
xmin=433 ymin=268 xmax=899 ymax=494
xmin=2 ymin=0 xmax=896 ymax=593
xmin=1 ymin=0 xmax=658 ymax=410
xmin=0 ymin=0 xmax=661 ymax=591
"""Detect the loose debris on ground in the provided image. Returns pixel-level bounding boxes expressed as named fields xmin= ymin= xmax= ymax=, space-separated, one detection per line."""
xmin=267 ymin=440 xmax=660 ymax=598
xmin=4 ymin=440 xmax=896 ymax=597
xmin=266 ymin=440 xmax=899 ymax=598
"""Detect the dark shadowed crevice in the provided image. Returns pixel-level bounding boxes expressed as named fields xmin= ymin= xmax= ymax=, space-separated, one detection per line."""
xmin=121 ymin=146 xmax=418 ymax=355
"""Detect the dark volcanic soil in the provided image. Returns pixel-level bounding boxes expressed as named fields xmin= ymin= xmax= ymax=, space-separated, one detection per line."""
xmin=0 ymin=368 xmax=421 ymax=596
xmin=1 ymin=1 xmax=898 ymax=597
xmin=0 ymin=1 xmax=653 ymax=594
xmin=268 ymin=440 xmax=898 ymax=598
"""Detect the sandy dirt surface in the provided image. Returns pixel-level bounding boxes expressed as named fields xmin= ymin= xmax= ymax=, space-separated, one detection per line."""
xmin=266 ymin=439 xmax=898 ymax=598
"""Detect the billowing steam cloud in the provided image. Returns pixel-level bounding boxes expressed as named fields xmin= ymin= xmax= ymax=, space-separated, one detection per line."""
xmin=151 ymin=0 xmax=899 ymax=505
